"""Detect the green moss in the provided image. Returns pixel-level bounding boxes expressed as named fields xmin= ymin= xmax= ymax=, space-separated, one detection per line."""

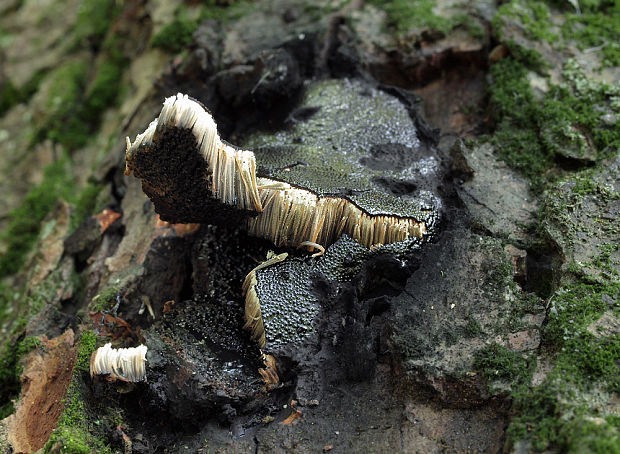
xmin=84 ymin=60 xmax=122 ymax=118
xmin=509 ymin=377 xmax=566 ymax=449
xmin=506 ymin=291 xmax=545 ymax=332
xmin=0 ymin=69 xmax=49 ymax=118
xmin=71 ymin=182 xmax=104 ymax=230
xmin=76 ymin=330 xmax=96 ymax=373
xmin=463 ymin=315 xmax=484 ymax=337
xmin=198 ymin=0 xmax=254 ymax=23
xmin=0 ymin=330 xmax=42 ymax=419
xmin=488 ymin=54 xmax=620 ymax=188
xmin=27 ymin=4 xmax=127 ymax=151
xmin=89 ymin=286 xmax=119 ymax=312
xmin=0 ymin=159 xmax=76 ymax=278
xmin=488 ymin=58 xmax=553 ymax=186
xmin=35 ymin=60 xmax=90 ymax=150
xmin=560 ymin=416 xmax=620 ymax=454
xmin=508 ymin=332 xmax=619 ymax=451
xmin=45 ymin=330 xmax=113 ymax=454
xmin=152 ymin=18 xmax=199 ymax=54
xmin=540 ymin=168 xmax=620 ymax=260
xmin=506 ymin=260 xmax=619 ymax=450
xmin=72 ymin=0 xmax=120 ymax=49
xmin=0 ymin=79 xmax=20 ymax=116
xmin=368 ymin=0 xmax=464 ymax=35
xmin=494 ymin=0 xmax=558 ymax=42
xmin=562 ymin=3 xmax=620 ymax=68
xmin=473 ymin=343 xmax=532 ymax=382
xmin=0 ymin=334 xmax=23 ymax=417
xmin=546 ymin=280 xmax=617 ymax=345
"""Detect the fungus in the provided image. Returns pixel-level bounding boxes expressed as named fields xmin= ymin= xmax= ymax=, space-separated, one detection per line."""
xmin=125 ymin=93 xmax=428 ymax=252
xmin=90 ymin=343 xmax=148 ymax=382
xmin=242 ymin=252 xmax=288 ymax=347
xmin=125 ymin=90 xmax=437 ymax=350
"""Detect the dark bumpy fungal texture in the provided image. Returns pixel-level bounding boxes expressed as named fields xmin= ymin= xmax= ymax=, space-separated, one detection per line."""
xmin=126 ymin=127 xmax=255 ymax=226
xmin=126 ymin=90 xmax=438 ymax=250
xmin=127 ymin=84 xmax=441 ymax=350
xmin=246 ymin=79 xmax=440 ymax=223
xmin=240 ymin=79 xmax=440 ymax=349
xmin=254 ymin=234 xmax=423 ymax=351
xmin=143 ymin=294 xmax=265 ymax=421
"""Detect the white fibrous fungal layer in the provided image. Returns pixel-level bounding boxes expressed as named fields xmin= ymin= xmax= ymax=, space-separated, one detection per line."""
xmin=125 ymin=93 xmax=426 ymax=250
xmin=90 ymin=343 xmax=148 ymax=382
xmin=248 ymin=178 xmax=425 ymax=251
xmin=126 ymin=93 xmax=262 ymax=212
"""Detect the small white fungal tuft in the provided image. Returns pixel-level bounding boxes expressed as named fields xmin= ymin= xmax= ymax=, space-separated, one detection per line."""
xmin=90 ymin=343 xmax=148 ymax=382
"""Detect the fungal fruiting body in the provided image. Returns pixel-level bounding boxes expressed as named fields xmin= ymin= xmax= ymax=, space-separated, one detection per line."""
xmin=90 ymin=343 xmax=148 ymax=382
xmin=126 ymin=94 xmax=261 ymax=212
xmin=125 ymin=93 xmax=427 ymax=251
xmin=125 ymin=91 xmax=436 ymax=350
xmin=248 ymin=179 xmax=425 ymax=251
xmin=242 ymin=252 xmax=289 ymax=348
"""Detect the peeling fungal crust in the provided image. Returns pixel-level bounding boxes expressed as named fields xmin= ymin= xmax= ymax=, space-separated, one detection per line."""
xmin=125 ymin=93 xmax=427 ymax=252
xmin=249 ymin=179 xmax=426 ymax=251
xmin=126 ymin=94 xmax=262 ymax=212
xmin=90 ymin=343 xmax=148 ymax=382
xmin=126 ymin=93 xmax=430 ymax=350
xmin=242 ymin=252 xmax=289 ymax=348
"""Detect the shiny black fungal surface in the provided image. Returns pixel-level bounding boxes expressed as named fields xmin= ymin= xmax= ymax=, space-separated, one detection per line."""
xmin=245 ymin=79 xmax=442 ymax=223
xmin=256 ymin=234 xmax=423 ymax=351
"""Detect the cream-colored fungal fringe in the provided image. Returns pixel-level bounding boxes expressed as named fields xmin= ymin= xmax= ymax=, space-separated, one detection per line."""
xmin=127 ymin=93 xmax=426 ymax=251
xmin=127 ymin=93 xmax=430 ymax=349
xmin=90 ymin=343 xmax=148 ymax=382
xmin=242 ymin=253 xmax=289 ymax=349
xmin=126 ymin=93 xmax=262 ymax=212
xmin=247 ymin=179 xmax=426 ymax=250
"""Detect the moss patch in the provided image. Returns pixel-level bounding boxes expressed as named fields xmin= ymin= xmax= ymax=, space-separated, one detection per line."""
xmin=474 ymin=343 xmax=533 ymax=383
xmin=89 ymin=286 xmax=119 ymax=313
xmin=562 ymin=3 xmax=620 ymax=68
xmin=369 ymin=0 xmax=480 ymax=36
xmin=0 ymin=79 xmax=20 ymax=117
xmin=71 ymin=182 xmax=105 ymax=231
xmin=151 ymin=18 xmax=198 ymax=54
xmin=0 ymin=330 xmax=42 ymax=419
xmin=488 ymin=55 xmax=620 ymax=189
xmin=0 ymin=69 xmax=49 ymax=118
xmin=0 ymin=159 xmax=76 ymax=278
xmin=45 ymin=331 xmax=114 ymax=454
xmin=72 ymin=0 xmax=120 ymax=50
xmin=493 ymin=0 xmax=558 ymax=42
xmin=34 ymin=60 xmax=90 ymax=150
xmin=151 ymin=1 xmax=262 ymax=54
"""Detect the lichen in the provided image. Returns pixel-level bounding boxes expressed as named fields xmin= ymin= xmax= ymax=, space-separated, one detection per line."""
xmin=561 ymin=2 xmax=620 ymax=68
